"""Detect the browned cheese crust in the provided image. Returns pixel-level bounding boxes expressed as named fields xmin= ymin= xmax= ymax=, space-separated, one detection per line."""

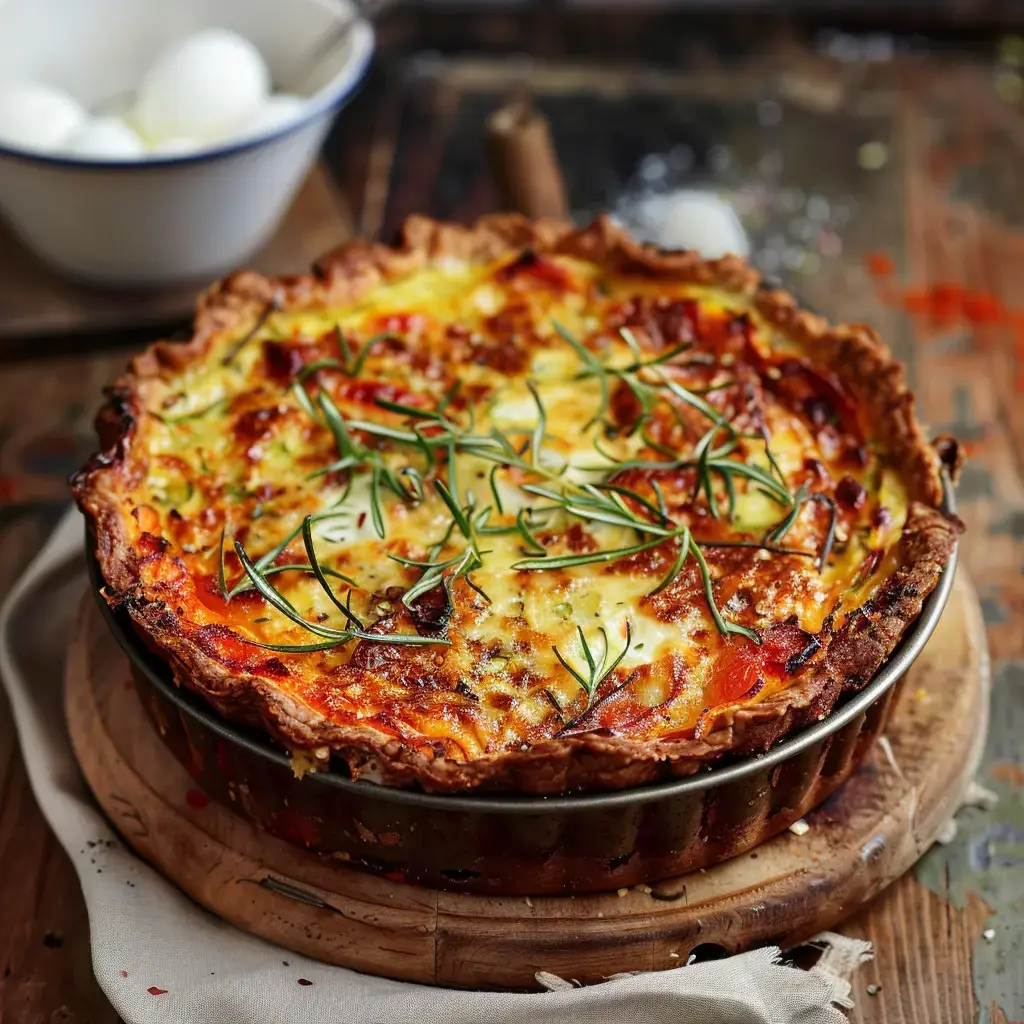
xmin=74 ymin=214 xmax=961 ymax=793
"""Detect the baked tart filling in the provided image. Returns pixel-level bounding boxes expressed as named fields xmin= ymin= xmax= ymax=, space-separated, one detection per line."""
xmin=75 ymin=215 xmax=959 ymax=793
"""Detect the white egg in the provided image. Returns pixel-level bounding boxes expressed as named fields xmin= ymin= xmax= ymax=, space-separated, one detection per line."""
xmin=0 ymin=81 xmax=87 ymax=152
xmin=134 ymin=28 xmax=270 ymax=145
xmin=149 ymin=136 xmax=200 ymax=156
xmin=244 ymin=93 xmax=306 ymax=137
xmin=66 ymin=117 xmax=145 ymax=160
xmin=639 ymin=190 xmax=750 ymax=259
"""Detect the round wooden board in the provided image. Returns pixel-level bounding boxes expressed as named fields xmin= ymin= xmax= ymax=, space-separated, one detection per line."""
xmin=66 ymin=574 xmax=988 ymax=991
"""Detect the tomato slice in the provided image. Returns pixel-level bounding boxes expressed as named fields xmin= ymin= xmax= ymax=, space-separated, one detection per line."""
xmin=704 ymin=624 xmax=817 ymax=706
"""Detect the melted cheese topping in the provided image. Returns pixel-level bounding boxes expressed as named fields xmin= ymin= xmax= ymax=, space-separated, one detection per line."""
xmin=108 ymin=250 xmax=908 ymax=762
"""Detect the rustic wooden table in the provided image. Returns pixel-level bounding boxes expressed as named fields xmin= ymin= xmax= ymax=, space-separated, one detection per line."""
xmin=1 ymin=15 xmax=1023 ymax=1023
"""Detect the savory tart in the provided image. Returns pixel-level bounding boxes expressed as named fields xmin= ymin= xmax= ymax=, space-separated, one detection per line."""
xmin=74 ymin=215 xmax=960 ymax=794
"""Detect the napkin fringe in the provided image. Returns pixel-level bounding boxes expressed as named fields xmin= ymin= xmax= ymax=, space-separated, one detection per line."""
xmin=807 ymin=931 xmax=874 ymax=1009
xmin=537 ymin=932 xmax=872 ymax=1010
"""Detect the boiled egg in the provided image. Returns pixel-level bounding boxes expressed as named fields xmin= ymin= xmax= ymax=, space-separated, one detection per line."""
xmin=65 ymin=117 xmax=145 ymax=160
xmin=134 ymin=28 xmax=270 ymax=146
xmin=0 ymin=82 xmax=87 ymax=152
xmin=635 ymin=190 xmax=750 ymax=259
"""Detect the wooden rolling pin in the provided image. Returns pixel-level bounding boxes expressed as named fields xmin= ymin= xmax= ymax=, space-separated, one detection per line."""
xmin=486 ymin=98 xmax=570 ymax=220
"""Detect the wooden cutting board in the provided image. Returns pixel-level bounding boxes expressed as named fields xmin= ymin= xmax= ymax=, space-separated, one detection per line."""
xmin=0 ymin=164 xmax=351 ymax=341
xmin=65 ymin=573 xmax=988 ymax=991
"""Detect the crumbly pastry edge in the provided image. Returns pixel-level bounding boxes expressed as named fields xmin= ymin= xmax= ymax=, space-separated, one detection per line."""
xmin=72 ymin=213 xmax=962 ymax=794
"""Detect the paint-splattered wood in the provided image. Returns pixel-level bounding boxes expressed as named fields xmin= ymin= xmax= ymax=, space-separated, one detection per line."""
xmin=63 ymin=576 xmax=985 ymax=990
xmin=841 ymin=63 xmax=1024 ymax=1024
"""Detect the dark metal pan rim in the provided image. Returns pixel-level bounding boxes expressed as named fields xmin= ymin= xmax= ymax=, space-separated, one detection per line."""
xmin=86 ymin=474 xmax=956 ymax=814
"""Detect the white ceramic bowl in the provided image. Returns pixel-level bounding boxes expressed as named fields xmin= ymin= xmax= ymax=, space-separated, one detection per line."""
xmin=0 ymin=0 xmax=373 ymax=286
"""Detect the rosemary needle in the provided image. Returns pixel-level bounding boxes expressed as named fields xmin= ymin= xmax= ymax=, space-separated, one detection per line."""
xmin=552 ymin=622 xmax=633 ymax=712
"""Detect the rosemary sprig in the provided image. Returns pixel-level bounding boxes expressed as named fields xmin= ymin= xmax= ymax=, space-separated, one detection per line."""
xmin=488 ymin=464 xmax=505 ymax=514
xmin=296 ymin=357 xmax=345 ymax=383
xmin=400 ymin=466 xmax=425 ymax=503
xmin=552 ymin=622 xmax=633 ymax=712
xmin=304 ymin=390 xmax=425 ymax=535
xmin=618 ymin=327 xmax=695 ymax=370
xmin=221 ymin=303 xmax=276 ymax=366
xmin=233 ymin=540 xmax=354 ymax=641
xmin=589 ymin=482 xmax=669 ymax=526
xmin=238 ymin=562 xmax=358 ymax=589
xmin=396 ymin=550 xmax=468 ymax=606
xmin=648 ymin=526 xmax=691 ymax=597
xmin=526 ymin=380 xmax=547 ymax=469
xmin=553 ymin=320 xmax=704 ymax=435
xmin=552 ymin=321 xmax=610 ymax=428
xmin=348 ymin=331 xmax=395 ymax=377
xmin=392 ymin=481 xmax=492 ymax=608
xmin=300 ymin=515 xmax=363 ymax=628
xmin=639 ymin=527 xmax=760 ymax=644
xmin=314 ymin=327 xmax=397 ymax=378
xmin=657 ymin=372 xmax=731 ymax=432
xmin=652 ymin=479 xmax=669 ymax=521
xmin=512 ymin=534 xmax=669 ymax=571
xmin=765 ymin=484 xmax=838 ymax=571
xmin=291 ymin=378 xmax=321 ymax=423
xmin=765 ymin=482 xmax=810 ymax=545
xmin=218 ymin=493 xmax=356 ymax=601
xmin=434 ymin=478 xmax=474 ymax=539
xmin=551 ymin=320 xmax=802 ymax=528
xmin=515 ymin=508 xmax=548 ymax=554
xmin=688 ymin=539 xmax=759 ymax=642
xmin=218 ymin=523 xmax=231 ymax=599
xmin=233 ymin=538 xmax=445 ymax=652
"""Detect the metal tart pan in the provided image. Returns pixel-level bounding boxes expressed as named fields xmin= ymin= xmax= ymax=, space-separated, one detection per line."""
xmin=84 ymin=477 xmax=956 ymax=896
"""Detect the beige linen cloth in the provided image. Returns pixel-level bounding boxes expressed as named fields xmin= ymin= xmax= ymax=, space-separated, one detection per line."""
xmin=0 ymin=507 xmax=872 ymax=1024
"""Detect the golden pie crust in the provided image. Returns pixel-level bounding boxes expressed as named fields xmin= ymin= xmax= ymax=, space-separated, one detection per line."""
xmin=74 ymin=214 xmax=961 ymax=794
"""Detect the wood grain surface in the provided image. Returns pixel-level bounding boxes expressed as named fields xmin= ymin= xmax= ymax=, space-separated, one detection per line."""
xmin=63 ymin=577 xmax=986 ymax=989
xmin=2 ymin=22 xmax=1024 ymax=1023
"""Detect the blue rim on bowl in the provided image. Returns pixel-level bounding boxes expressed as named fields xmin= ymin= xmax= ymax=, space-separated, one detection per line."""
xmin=0 ymin=18 xmax=374 ymax=172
